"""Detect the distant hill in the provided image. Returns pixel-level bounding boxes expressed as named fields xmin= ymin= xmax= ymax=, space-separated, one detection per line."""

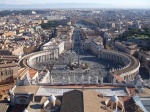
xmin=0 ymin=3 xmax=117 ymax=9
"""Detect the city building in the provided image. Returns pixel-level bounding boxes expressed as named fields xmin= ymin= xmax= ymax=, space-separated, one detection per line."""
xmin=0 ymin=62 xmax=18 ymax=100
xmin=41 ymin=39 xmax=65 ymax=55
xmin=115 ymin=41 xmax=140 ymax=55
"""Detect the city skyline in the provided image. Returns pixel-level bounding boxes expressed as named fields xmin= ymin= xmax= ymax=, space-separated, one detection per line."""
xmin=0 ymin=0 xmax=149 ymax=9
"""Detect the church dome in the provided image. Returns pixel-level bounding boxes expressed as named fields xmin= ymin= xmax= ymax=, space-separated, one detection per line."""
xmin=48 ymin=95 xmax=56 ymax=102
xmin=9 ymin=89 xmax=14 ymax=95
xmin=110 ymin=95 xmax=119 ymax=102
xmin=23 ymin=109 xmax=28 ymax=112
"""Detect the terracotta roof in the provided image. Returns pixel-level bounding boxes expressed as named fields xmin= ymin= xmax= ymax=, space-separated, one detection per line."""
xmin=114 ymin=75 xmax=124 ymax=82
xmin=14 ymin=86 xmax=39 ymax=94
xmin=29 ymin=69 xmax=37 ymax=79
xmin=0 ymin=76 xmax=14 ymax=85
xmin=0 ymin=83 xmax=14 ymax=100
xmin=18 ymin=68 xmax=29 ymax=80
xmin=0 ymin=63 xmax=18 ymax=68
xmin=83 ymin=90 xmax=105 ymax=112
xmin=12 ymin=68 xmax=26 ymax=79
xmin=17 ymin=68 xmax=26 ymax=76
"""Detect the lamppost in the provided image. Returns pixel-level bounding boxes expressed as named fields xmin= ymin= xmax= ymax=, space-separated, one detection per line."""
xmin=71 ymin=43 xmax=73 ymax=53
xmin=78 ymin=49 xmax=80 ymax=68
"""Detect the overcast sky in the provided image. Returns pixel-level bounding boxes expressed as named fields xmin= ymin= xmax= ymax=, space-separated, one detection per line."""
xmin=0 ymin=0 xmax=149 ymax=8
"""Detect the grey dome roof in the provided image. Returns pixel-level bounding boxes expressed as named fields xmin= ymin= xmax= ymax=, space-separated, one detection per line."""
xmin=111 ymin=95 xmax=119 ymax=102
xmin=23 ymin=109 xmax=28 ymax=112
xmin=48 ymin=95 xmax=56 ymax=102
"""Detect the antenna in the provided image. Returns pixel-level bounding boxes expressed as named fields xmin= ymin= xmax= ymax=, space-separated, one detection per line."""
xmin=82 ymin=84 xmax=84 ymax=90
xmin=82 ymin=74 xmax=84 ymax=90
xmin=78 ymin=49 xmax=80 ymax=67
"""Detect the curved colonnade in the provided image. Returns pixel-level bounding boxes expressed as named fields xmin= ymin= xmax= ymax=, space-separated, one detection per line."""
xmin=19 ymin=50 xmax=58 ymax=70
xmin=19 ymin=48 xmax=140 ymax=83
xmin=98 ymin=49 xmax=140 ymax=82
xmin=27 ymin=50 xmax=58 ymax=70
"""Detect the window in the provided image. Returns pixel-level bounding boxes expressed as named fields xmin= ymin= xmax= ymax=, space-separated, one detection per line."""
xmin=2 ymin=71 xmax=6 ymax=75
xmin=2 ymin=90 xmax=5 ymax=93
xmin=0 ymin=72 xmax=2 ymax=77
xmin=7 ymin=71 xmax=10 ymax=75
xmin=10 ymin=70 xmax=13 ymax=74
xmin=0 ymin=95 xmax=2 ymax=99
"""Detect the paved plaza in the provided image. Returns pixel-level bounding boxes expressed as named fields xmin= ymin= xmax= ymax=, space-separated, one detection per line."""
xmin=33 ymin=29 xmax=123 ymax=83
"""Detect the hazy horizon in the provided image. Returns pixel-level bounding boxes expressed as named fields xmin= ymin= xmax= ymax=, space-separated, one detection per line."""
xmin=0 ymin=0 xmax=149 ymax=9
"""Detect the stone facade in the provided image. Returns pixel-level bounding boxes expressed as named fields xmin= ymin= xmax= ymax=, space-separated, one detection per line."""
xmin=0 ymin=63 xmax=18 ymax=84
xmin=115 ymin=41 xmax=140 ymax=55
xmin=41 ymin=39 xmax=64 ymax=55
